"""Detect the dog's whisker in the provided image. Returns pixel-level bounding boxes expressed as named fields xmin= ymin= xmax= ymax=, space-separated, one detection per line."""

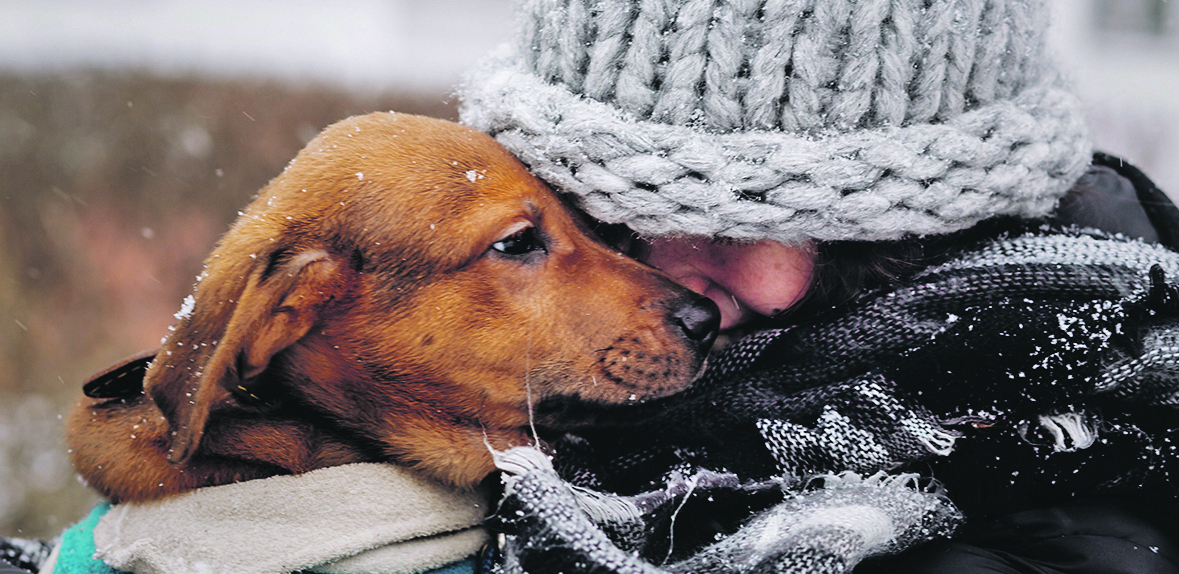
xmin=525 ymin=334 xmax=540 ymax=447
xmin=663 ymin=472 xmax=702 ymax=565
xmin=480 ymin=428 xmax=497 ymax=456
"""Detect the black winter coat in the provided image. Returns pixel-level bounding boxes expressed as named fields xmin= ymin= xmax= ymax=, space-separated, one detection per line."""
xmin=861 ymin=152 xmax=1179 ymax=574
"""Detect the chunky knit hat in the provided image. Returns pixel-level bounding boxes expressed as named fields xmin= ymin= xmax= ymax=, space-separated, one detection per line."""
xmin=459 ymin=0 xmax=1092 ymax=243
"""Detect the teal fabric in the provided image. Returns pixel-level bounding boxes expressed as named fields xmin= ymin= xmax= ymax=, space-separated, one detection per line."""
xmin=52 ymin=503 xmax=120 ymax=574
xmin=422 ymin=557 xmax=477 ymax=574
xmin=49 ymin=504 xmax=476 ymax=574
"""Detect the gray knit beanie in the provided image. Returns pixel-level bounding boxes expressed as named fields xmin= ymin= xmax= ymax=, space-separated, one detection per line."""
xmin=459 ymin=0 xmax=1092 ymax=243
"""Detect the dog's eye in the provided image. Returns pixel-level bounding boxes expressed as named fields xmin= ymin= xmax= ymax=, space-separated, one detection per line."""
xmin=491 ymin=226 xmax=546 ymax=256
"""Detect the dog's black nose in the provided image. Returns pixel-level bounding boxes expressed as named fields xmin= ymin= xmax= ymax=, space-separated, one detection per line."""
xmin=672 ymin=295 xmax=721 ymax=350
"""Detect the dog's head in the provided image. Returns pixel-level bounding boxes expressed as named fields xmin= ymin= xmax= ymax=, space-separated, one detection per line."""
xmin=145 ymin=113 xmax=719 ymax=487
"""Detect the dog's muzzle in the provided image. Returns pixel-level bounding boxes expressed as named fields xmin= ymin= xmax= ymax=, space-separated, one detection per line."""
xmin=671 ymin=295 xmax=720 ymax=354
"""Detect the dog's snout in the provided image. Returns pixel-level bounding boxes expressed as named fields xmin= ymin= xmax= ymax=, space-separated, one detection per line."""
xmin=672 ymin=295 xmax=721 ymax=351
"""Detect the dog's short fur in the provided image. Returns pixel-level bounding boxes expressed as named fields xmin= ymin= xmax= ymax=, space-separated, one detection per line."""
xmin=67 ymin=113 xmax=718 ymax=503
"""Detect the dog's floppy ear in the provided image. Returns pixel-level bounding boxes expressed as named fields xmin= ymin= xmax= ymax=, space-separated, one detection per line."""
xmin=146 ymin=248 xmax=350 ymax=464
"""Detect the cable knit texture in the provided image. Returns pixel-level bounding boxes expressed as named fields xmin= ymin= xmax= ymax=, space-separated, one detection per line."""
xmin=460 ymin=0 xmax=1093 ymax=242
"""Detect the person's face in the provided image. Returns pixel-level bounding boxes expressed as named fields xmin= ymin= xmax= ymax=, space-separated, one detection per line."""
xmin=639 ymin=236 xmax=815 ymax=331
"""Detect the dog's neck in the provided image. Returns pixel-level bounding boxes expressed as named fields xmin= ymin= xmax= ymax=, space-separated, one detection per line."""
xmin=67 ymin=388 xmax=525 ymax=502
xmin=253 ymin=338 xmax=541 ymax=489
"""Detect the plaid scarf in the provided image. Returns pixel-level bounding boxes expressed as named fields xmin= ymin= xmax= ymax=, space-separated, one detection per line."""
xmin=487 ymin=224 xmax=1179 ymax=574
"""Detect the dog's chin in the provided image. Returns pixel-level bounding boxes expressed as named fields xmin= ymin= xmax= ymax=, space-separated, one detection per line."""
xmin=532 ymin=372 xmax=702 ymax=431
xmin=530 ymin=396 xmax=632 ymax=432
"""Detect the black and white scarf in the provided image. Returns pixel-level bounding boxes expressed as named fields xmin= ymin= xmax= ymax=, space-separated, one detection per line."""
xmin=486 ymin=224 xmax=1179 ymax=574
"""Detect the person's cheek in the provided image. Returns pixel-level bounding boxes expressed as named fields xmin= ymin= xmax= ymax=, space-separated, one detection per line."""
xmin=641 ymin=238 xmax=746 ymax=327
xmin=718 ymin=241 xmax=814 ymax=318
xmin=641 ymin=237 xmax=815 ymax=331
xmin=697 ymin=282 xmax=755 ymax=331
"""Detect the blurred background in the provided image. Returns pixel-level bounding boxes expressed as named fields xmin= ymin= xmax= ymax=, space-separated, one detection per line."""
xmin=1 ymin=0 xmax=1177 ymax=539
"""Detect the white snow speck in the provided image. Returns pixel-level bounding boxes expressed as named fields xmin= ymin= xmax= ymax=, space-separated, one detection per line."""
xmin=356 ymin=172 xmax=364 ymax=180
xmin=174 ymin=294 xmax=196 ymax=321
xmin=465 ymin=170 xmax=479 ymax=183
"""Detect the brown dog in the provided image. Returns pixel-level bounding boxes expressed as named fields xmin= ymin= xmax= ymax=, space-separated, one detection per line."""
xmin=66 ymin=113 xmax=719 ymax=503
